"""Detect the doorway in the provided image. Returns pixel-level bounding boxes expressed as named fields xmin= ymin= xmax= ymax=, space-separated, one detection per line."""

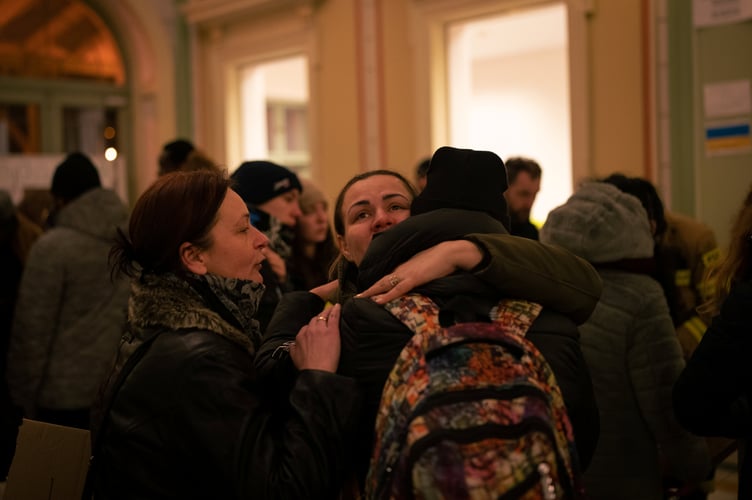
xmin=446 ymin=2 xmax=571 ymax=226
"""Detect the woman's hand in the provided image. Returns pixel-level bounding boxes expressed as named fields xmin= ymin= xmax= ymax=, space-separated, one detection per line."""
xmin=356 ymin=240 xmax=483 ymax=304
xmin=289 ymin=303 xmax=341 ymax=373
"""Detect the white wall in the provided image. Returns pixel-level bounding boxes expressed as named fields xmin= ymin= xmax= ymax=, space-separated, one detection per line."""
xmin=0 ymin=154 xmax=128 ymax=205
xmin=471 ymin=48 xmax=572 ymax=224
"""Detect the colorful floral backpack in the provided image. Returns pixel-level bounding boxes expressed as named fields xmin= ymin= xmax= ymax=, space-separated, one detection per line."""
xmin=364 ymin=294 xmax=584 ymax=499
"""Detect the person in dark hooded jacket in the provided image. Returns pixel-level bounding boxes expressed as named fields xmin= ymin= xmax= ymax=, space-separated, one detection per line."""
xmin=8 ymin=152 xmax=129 ymax=430
xmin=231 ymin=161 xmax=303 ymax=332
xmin=257 ymin=147 xmax=602 ymax=490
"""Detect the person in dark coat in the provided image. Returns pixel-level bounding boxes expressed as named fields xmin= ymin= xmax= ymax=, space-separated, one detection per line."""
xmin=257 ymin=147 xmax=602 ymax=490
xmin=0 ymin=190 xmax=39 ymax=485
xmin=504 ymin=156 xmax=541 ymax=240
xmin=231 ymin=161 xmax=302 ymax=332
xmin=90 ymin=170 xmax=361 ymax=499
xmin=674 ymin=184 xmax=752 ymax=500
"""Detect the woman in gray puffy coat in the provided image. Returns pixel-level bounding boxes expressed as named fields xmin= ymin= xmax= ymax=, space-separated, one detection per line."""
xmin=540 ymin=181 xmax=710 ymax=499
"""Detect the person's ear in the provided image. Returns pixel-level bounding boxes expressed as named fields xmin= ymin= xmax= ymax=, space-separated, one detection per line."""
xmin=336 ymin=234 xmax=352 ymax=262
xmin=180 ymin=242 xmax=208 ymax=275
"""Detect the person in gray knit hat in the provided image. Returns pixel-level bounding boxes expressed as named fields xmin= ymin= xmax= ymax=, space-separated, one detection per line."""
xmin=7 ymin=152 xmax=130 ymax=430
xmin=540 ymin=181 xmax=710 ymax=499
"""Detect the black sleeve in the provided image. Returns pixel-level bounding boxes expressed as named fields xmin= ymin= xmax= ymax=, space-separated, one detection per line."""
xmin=236 ymin=370 xmax=363 ymax=500
xmin=673 ymin=281 xmax=752 ymax=438
xmin=0 ymin=379 xmax=21 ymax=479
xmin=255 ymin=291 xmax=326 ymax=393
xmin=337 ymin=298 xmax=415 ymax=486
xmin=155 ymin=337 xmax=363 ymax=500
xmin=526 ymin=310 xmax=600 ymax=471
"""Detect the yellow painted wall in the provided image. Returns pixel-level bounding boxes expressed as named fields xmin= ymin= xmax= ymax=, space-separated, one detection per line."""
xmin=587 ymin=0 xmax=646 ymax=180
xmin=312 ymin=0 xmax=362 ymax=202
xmin=380 ymin=0 xmax=421 ymax=179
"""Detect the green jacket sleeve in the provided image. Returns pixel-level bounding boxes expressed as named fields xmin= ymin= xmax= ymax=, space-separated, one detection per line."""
xmin=465 ymin=233 xmax=603 ymax=325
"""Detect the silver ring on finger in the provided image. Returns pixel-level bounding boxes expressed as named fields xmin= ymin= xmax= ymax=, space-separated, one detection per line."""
xmin=388 ymin=274 xmax=400 ymax=288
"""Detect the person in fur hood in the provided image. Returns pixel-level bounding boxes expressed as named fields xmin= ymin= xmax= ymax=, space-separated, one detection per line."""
xmin=88 ymin=170 xmax=361 ymax=499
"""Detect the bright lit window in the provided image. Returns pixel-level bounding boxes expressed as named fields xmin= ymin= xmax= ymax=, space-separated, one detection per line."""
xmin=240 ymin=55 xmax=310 ymax=176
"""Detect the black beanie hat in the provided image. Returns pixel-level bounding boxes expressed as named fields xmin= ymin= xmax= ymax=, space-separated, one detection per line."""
xmin=230 ymin=161 xmax=302 ymax=205
xmin=51 ymin=152 xmax=101 ymax=202
xmin=411 ymin=146 xmax=510 ymax=230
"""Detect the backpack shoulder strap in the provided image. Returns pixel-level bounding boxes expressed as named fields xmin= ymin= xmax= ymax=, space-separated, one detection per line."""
xmin=383 ymin=293 xmax=440 ymax=337
xmin=489 ymin=299 xmax=543 ymax=338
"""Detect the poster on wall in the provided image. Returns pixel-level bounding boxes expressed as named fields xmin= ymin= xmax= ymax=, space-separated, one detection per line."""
xmin=694 ymin=0 xmax=752 ymax=27
xmin=704 ymin=80 xmax=751 ymax=118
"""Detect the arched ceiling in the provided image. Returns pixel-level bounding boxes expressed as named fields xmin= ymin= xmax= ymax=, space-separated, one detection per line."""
xmin=0 ymin=0 xmax=125 ymax=84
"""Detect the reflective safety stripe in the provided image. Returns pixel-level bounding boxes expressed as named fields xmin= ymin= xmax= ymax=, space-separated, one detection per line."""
xmin=681 ymin=316 xmax=708 ymax=344
xmin=675 ymin=269 xmax=691 ymax=287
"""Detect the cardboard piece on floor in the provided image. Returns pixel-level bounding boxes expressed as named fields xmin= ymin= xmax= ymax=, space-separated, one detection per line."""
xmin=4 ymin=418 xmax=91 ymax=500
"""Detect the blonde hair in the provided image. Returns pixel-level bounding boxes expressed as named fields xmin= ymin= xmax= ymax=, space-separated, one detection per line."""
xmin=701 ymin=185 xmax=752 ymax=315
xmin=298 ymin=178 xmax=327 ymax=214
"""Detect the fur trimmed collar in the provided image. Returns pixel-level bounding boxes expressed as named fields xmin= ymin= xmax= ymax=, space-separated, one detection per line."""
xmin=128 ymin=273 xmax=263 ymax=355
